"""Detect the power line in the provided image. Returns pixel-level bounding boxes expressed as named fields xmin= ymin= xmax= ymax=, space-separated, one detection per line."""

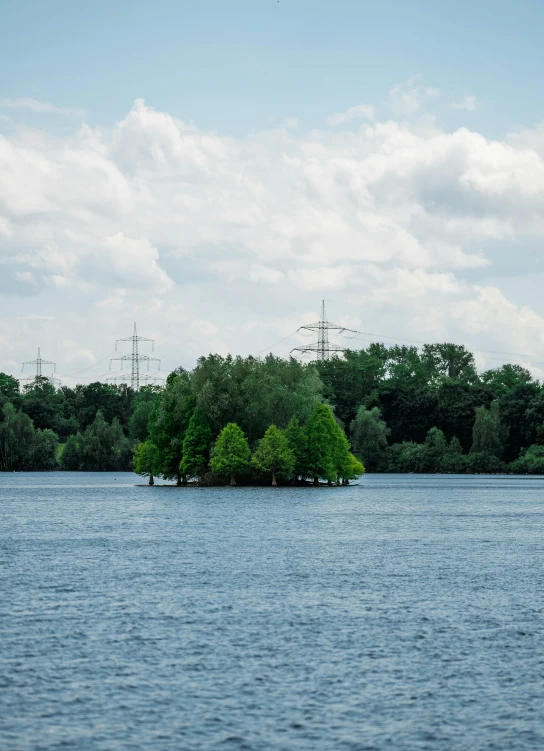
xmin=255 ymin=330 xmax=299 ymax=356
xmin=58 ymin=351 xmax=117 ymax=379
xmin=109 ymin=323 xmax=160 ymax=391
xmin=291 ymin=300 xmax=360 ymax=361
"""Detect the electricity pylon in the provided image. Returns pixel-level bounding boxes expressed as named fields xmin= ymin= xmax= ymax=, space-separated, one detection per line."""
xmin=21 ymin=348 xmax=60 ymax=386
xmin=291 ymin=300 xmax=359 ymax=361
xmin=109 ymin=323 xmax=160 ymax=391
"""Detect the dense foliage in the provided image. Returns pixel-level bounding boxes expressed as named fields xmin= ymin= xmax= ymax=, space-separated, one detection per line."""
xmin=3 ymin=341 xmax=544 ymax=476
xmin=318 ymin=344 xmax=544 ymax=474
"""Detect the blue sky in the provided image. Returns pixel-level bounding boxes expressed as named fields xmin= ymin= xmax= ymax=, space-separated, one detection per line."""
xmin=2 ymin=0 xmax=544 ymax=382
xmin=3 ymin=0 xmax=543 ymax=137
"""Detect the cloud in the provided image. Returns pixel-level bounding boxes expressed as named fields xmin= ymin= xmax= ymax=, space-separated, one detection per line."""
xmin=327 ymin=104 xmax=375 ymax=126
xmin=388 ymin=75 xmax=440 ymax=116
xmin=282 ymin=117 xmax=299 ymax=129
xmin=1 ymin=97 xmax=544 ymax=378
xmin=453 ymin=95 xmax=480 ymax=111
xmin=0 ymin=97 xmax=86 ymax=118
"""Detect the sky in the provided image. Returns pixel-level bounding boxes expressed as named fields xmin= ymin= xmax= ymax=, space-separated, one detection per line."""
xmin=2 ymin=0 xmax=544 ymax=385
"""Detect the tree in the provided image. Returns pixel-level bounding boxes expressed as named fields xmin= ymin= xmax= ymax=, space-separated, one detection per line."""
xmin=440 ymin=436 xmax=467 ymax=473
xmin=193 ymin=353 xmax=323 ymax=445
xmin=350 ymin=406 xmax=389 ymax=471
xmin=0 ymin=372 xmax=20 ymax=406
xmin=434 ymin=381 xmax=492 ymax=451
xmin=180 ymin=408 xmax=212 ymax=480
xmin=284 ymin=416 xmax=309 ymax=481
xmin=420 ymin=427 xmax=448 ymax=473
xmin=60 ymin=434 xmax=81 ymax=471
xmin=129 ymin=386 xmax=162 ymax=442
xmin=421 ymin=343 xmax=478 ymax=383
xmin=252 ymin=425 xmax=295 ymax=485
xmin=511 ymin=445 xmax=544 ymax=474
xmin=65 ymin=381 xmax=135 ymax=433
xmin=498 ymin=384 xmax=540 ymax=462
xmin=481 ymin=364 xmax=533 ymax=397
xmin=63 ymin=411 xmax=132 ymax=471
xmin=384 ymin=441 xmax=425 ymax=473
xmin=305 ymin=404 xmax=339 ymax=484
xmin=134 ymin=440 xmax=160 ymax=485
xmin=466 ymin=452 xmax=505 ymax=474
xmin=210 ymin=423 xmax=251 ymax=485
xmin=0 ymin=403 xmax=37 ymax=470
xmin=317 ymin=348 xmax=385 ymax=427
xmin=32 ymin=429 xmax=59 ymax=470
xmin=339 ymin=453 xmax=365 ymax=483
xmin=331 ymin=419 xmax=354 ymax=484
xmin=471 ymin=401 xmax=505 ymax=457
xmin=149 ymin=369 xmax=194 ymax=484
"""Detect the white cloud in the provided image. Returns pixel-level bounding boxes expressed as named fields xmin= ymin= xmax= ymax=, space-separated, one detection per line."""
xmin=1 ymin=98 xmax=544 ymax=378
xmin=453 ymin=94 xmax=480 ymax=111
xmin=388 ymin=75 xmax=440 ymax=116
xmin=327 ymin=104 xmax=375 ymax=126
xmin=0 ymin=97 xmax=86 ymax=118
xmin=282 ymin=117 xmax=299 ymax=129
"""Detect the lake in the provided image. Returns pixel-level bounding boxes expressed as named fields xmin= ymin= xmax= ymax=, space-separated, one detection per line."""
xmin=1 ymin=472 xmax=543 ymax=750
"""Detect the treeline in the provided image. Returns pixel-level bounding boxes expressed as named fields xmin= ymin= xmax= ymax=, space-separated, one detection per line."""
xmin=0 ymin=372 xmax=154 ymax=472
xmin=320 ymin=343 xmax=544 ymax=473
xmin=2 ymin=342 xmax=544 ymax=475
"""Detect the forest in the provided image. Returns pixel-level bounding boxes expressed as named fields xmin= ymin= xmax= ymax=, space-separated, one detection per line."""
xmin=1 ymin=342 xmax=544 ymax=478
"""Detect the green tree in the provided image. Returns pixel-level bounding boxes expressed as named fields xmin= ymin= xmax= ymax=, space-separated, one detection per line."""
xmin=0 ymin=372 xmax=21 ymax=406
xmin=149 ymin=369 xmax=194 ymax=484
xmin=180 ymin=408 xmax=212 ymax=480
xmin=440 ymin=436 xmax=467 ymax=473
xmin=0 ymin=402 xmax=37 ymax=471
xmin=421 ymin=343 xmax=478 ymax=383
xmin=420 ymin=427 xmax=448 ymax=473
xmin=210 ymin=423 xmax=251 ymax=485
xmin=384 ymin=441 xmax=425 ymax=473
xmin=60 ymin=434 xmax=81 ymax=470
xmin=193 ymin=353 xmax=323 ymax=445
xmin=466 ymin=452 xmax=505 ymax=474
xmin=350 ymin=406 xmax=389 ymax=471
xmin=64 ymin=381 xmax=135 ymax=433
xmin=498 ymin=384 xmax=539 ymax=462
xmin=317 ymin=347 xmax=386 ymax=427
xmin=511 ymin=445 xmax=544 ymax=474
xmin=69 ymin=411 xmax=132 ymax=471
xmin=32 ymin=429 xmax=59 ymax=470
xmin=331 ymin=419 xmax=353 ymax=483
xmin=128 ymin=386 xmax=162 ymax=442
xmin=471 ymin=401 xmax=504 ymax=457
xmin=481 ymin=364 xmax=533 ymax=397
xmin=434 ymin=381 xmax=492 ymax=451
xmin=340 ymin=453 xmax=365 ymax=483
xmin=252 ymin=425 xmax=295 ymax=485
xmin=284 ymin=416 xmax=309 ymax=481
xmin=134 ymin=440 xmax=160 ymax=485
xmin=306 ymin=403 xmax=339 ymax=484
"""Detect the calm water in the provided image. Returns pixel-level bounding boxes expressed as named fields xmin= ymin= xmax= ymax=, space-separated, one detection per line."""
xmin=1 ymin=473 xmax=544 ymax=750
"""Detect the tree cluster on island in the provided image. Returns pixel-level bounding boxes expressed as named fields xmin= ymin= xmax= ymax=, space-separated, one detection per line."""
xmin=2 ymin=342 xmax=544 ymax=475
xmin=135 ymin=404 xmax=363 ymax=486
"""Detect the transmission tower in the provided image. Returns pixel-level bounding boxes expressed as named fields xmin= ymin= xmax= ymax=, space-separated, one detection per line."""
xmin=109 ymin=323 xmax=160 ymax=391
xmin=21 ymin=348 xmax=59 ymax=386
xmin=291 ymin=300 xmax=359 ymax=361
